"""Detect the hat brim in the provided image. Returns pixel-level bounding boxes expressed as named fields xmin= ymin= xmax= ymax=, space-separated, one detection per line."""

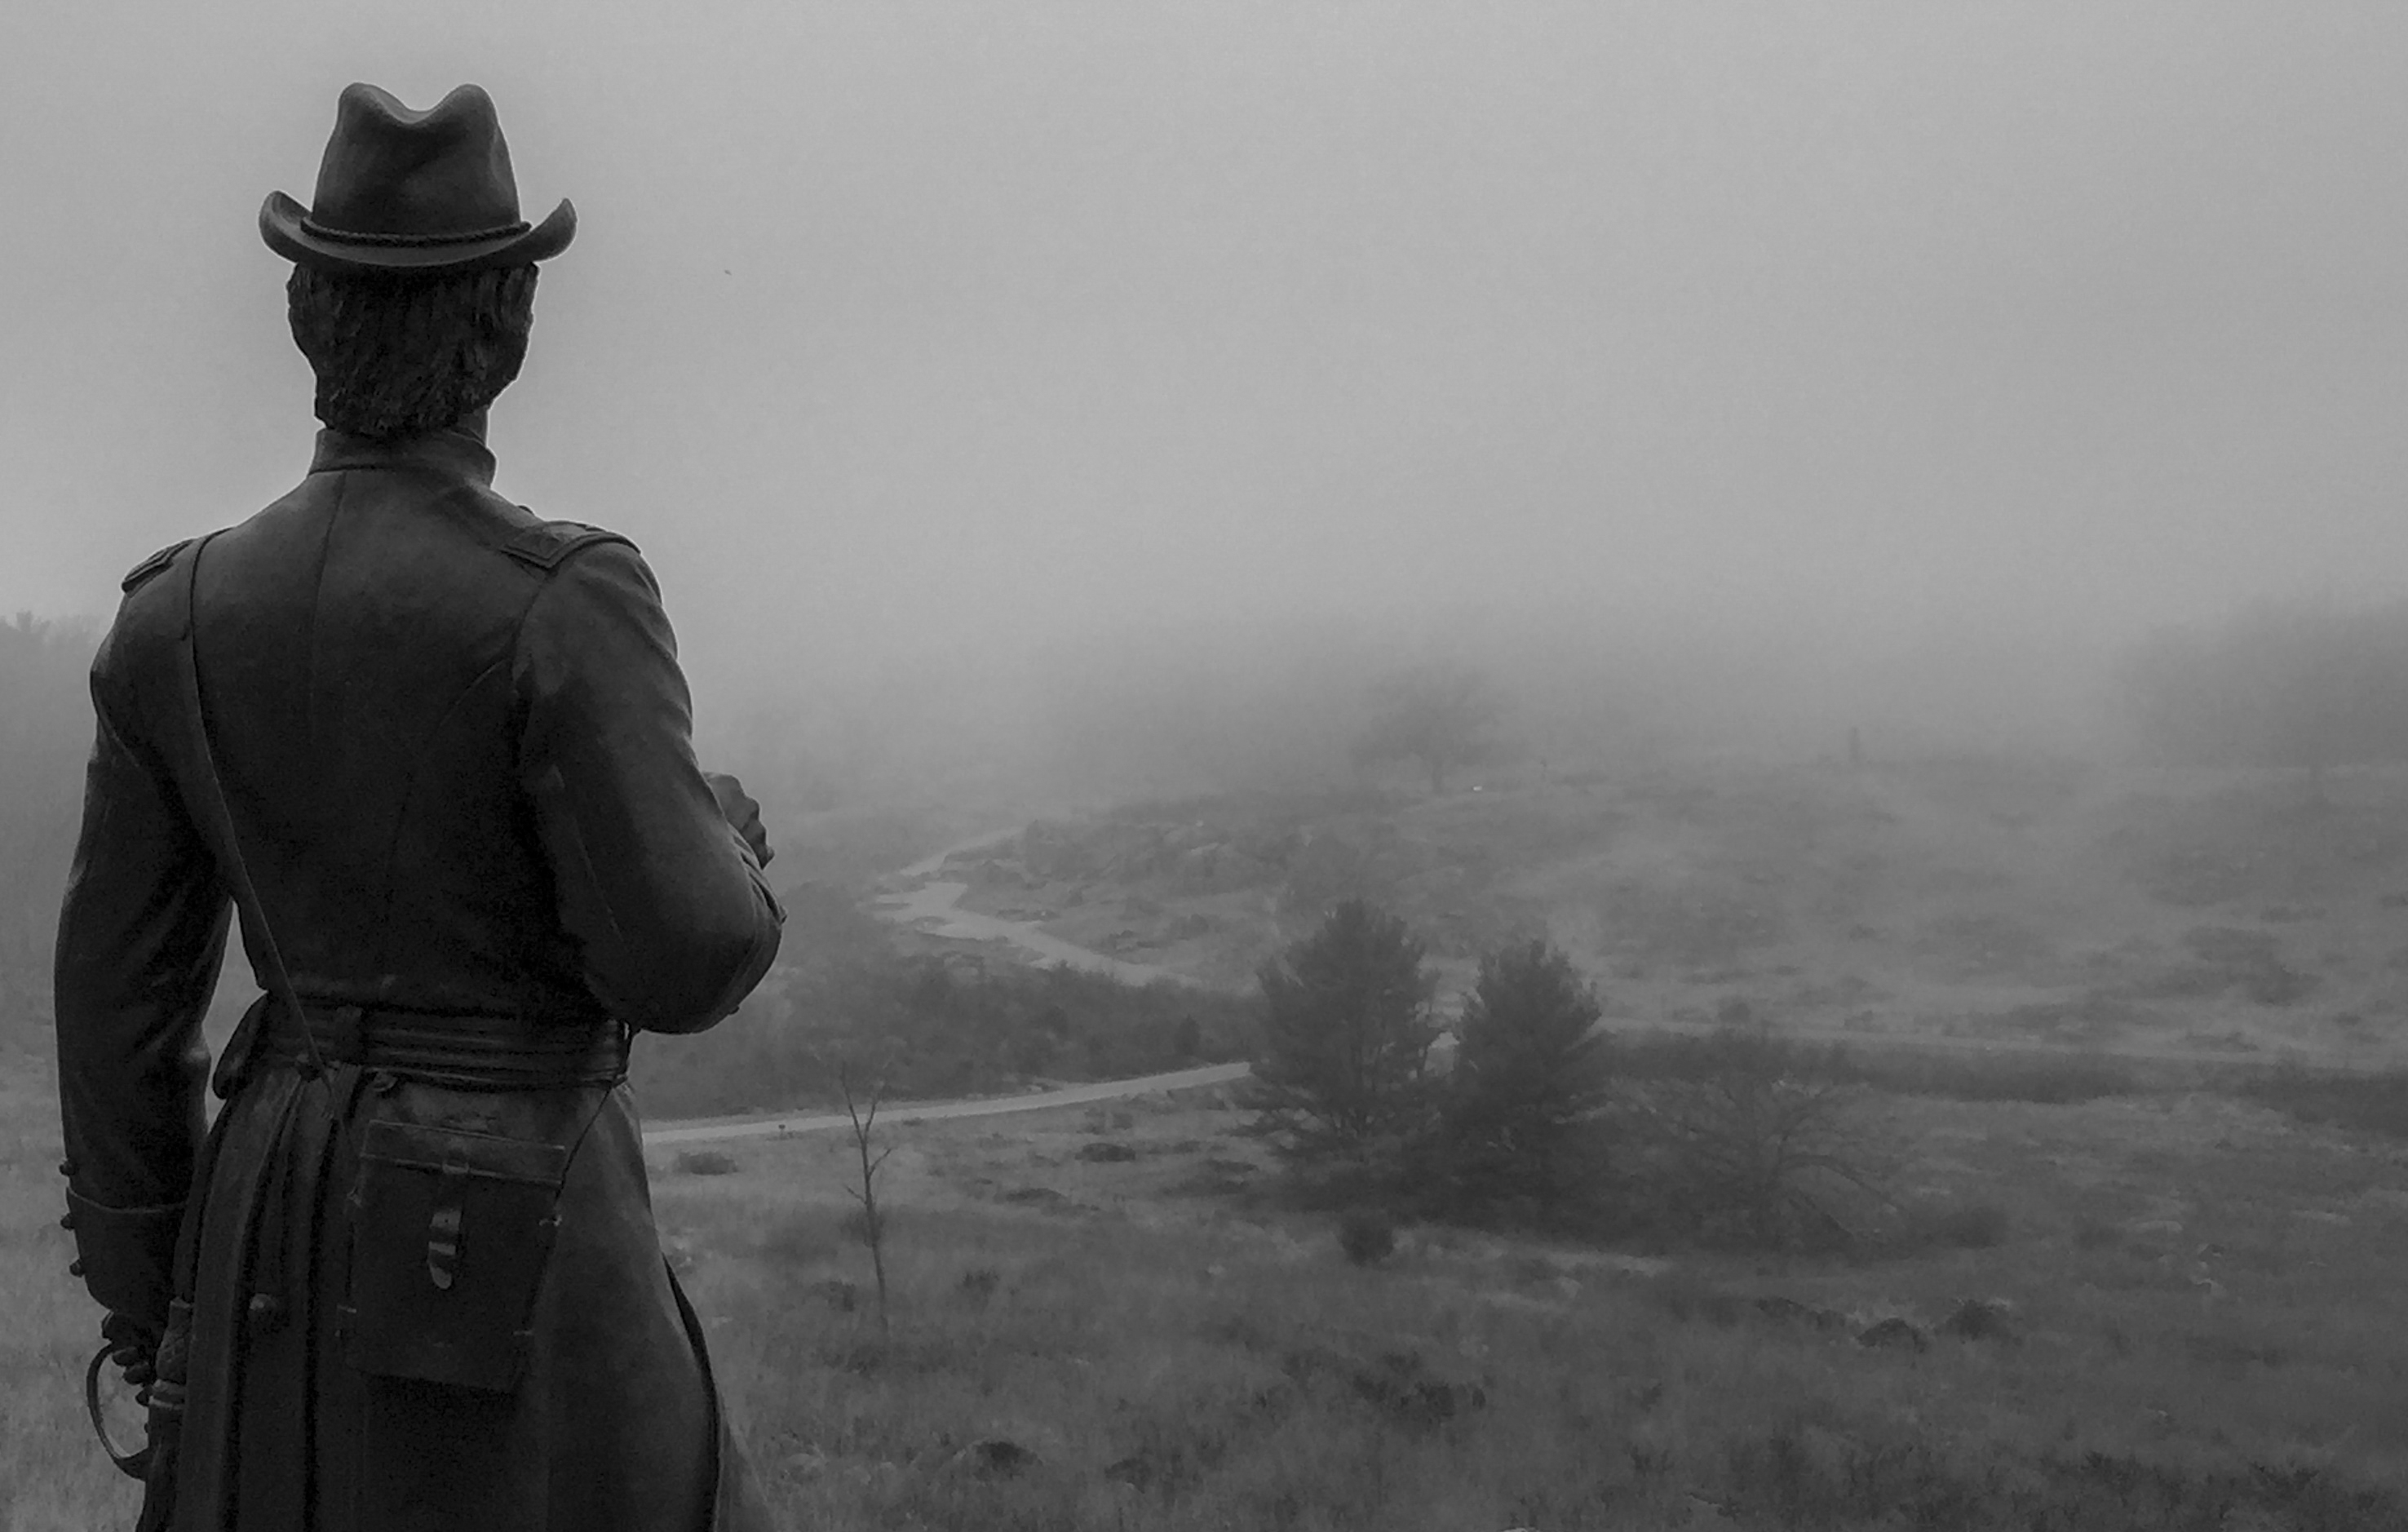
xmin=259 ymin=191 xmax=575 ymax=275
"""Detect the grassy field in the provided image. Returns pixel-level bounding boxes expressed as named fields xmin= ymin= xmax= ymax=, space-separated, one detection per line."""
xmin=657 ymin=1077 xmax=2408 ymax=1530
xmin=5 ymin=1034 xmax=2408 ymax=1530
xmin=1 ymin=1039 xmax=144 ymax=1532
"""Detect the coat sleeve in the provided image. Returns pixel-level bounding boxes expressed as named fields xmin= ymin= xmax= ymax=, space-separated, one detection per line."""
xmin=53 ymin=627 xmax=228 ymax=1331
xmin=514 ymin=541 xmax=782 ymax=1034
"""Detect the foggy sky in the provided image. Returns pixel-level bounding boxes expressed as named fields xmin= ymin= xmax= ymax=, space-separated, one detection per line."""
xmin=7 ymin=2 xmax=2408 ymax=723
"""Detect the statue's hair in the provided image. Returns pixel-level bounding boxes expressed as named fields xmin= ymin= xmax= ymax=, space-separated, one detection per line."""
xmin=286 ymin=265 xmax=538 ymax=440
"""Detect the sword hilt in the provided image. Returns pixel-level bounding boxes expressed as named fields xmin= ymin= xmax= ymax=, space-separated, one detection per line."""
xmin=86 ymin=1341 xmax=154 ymax=1481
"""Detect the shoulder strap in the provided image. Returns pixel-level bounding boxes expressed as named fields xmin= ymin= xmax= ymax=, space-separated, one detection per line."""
xmin=173 ymin=534 xmax=330 ymax=1083
xmin=122 ymin=538 xmax=193 ymax=595
xmin=499 ymin=519 xmax=636 ymax=571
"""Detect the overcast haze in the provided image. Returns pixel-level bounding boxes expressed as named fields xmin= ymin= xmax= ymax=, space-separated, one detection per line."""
xmin=7 ymin=2 xmax=2408 ymax=756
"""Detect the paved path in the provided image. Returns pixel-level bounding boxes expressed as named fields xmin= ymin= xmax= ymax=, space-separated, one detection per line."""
xmin=646 ymin=828 xmax=1240 ymax=1149
xmin=876 ymin=826 xmax=1208 ymax=988
xmin=643 ymin=1061 xmax=1251 ymax=1146
xmin=892 ymin=826 xmax=1024 ymax=881
xmin=875 ymin=879 xmax=1201 ymax=987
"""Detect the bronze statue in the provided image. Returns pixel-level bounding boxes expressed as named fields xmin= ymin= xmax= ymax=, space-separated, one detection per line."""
xmin=55 ymin=82 xmax=782 ymax=1530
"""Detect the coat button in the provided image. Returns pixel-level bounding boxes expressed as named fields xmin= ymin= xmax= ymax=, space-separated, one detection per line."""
xmin=59 ymin=1211 xmax=75 ymax=1231
xmin=247 ymin=1294 xmax=286 ymax=1330
xmin=57 ymin=1158 xmax=77 ymax=1178
xmin=69 ymin=1259 xmax=85 ymax=1277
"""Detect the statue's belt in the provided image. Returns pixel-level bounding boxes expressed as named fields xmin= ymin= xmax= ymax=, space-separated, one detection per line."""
xmin=256 ymin=1004 xmax=630 ymax=1091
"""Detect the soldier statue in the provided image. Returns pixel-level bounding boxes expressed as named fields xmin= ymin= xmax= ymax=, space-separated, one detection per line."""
xmin=54 ymin=83 xmax=784 ymax=1530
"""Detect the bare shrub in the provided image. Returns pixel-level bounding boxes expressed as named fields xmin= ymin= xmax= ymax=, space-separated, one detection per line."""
xmin=1626 ymin=1022 xmax=1893 ymax=1249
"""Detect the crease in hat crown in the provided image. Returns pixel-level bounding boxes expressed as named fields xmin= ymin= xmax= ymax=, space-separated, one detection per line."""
xmin=261 ymin=83 xmax=575 ymax=275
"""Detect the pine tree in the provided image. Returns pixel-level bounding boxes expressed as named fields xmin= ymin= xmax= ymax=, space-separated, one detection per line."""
xmin=1247 ymin=900 xmax=1438 ymax=1161
xmin=1442 ymin=938 xmax=1608 ymax=1220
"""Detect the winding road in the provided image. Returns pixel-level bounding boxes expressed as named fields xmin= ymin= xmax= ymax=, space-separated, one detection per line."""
xmin=645 ymin=827 xmax=1240 ymax=1145
xmin=874 ymin=879 xmax=1202 ymax=988
xmin=876 ymin=825 xmax=1206 ymax=988
xmin=644 ymin=1061 xmax=1250 ymax=1146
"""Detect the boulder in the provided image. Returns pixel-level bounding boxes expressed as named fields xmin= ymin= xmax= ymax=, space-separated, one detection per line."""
xmin=1857 ymin=1317 xmax=1929 ymax=1352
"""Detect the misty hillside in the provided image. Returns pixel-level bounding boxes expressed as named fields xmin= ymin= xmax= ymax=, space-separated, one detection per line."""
xmin=932 ymin=756 xmax=2408 ymax=1065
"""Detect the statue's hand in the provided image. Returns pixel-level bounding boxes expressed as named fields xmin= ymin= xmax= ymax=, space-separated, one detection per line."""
xmin=101 ymin=1311 xmax=158 ymax=1392
xmin=703 ymin=772 xmax=773 ymax=867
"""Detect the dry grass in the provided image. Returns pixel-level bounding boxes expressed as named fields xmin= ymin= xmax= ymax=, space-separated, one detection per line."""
xmin=0 ymin=1043 xmax=144 ymax=1532
xmin=7 ymin=1036 xmax=2407 ymax=1530
xmin=652 ymin=1087 xmax=2408 ymax=1530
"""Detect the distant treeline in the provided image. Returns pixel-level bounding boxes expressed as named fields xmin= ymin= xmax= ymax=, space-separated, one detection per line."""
xmin=2122 ymin=598 xmax=2408 ymax=773
xmin=0 ymin=615 xmax=96 ymax=1026
xmin=629 ymin=883 xmax=1256 ymax=1118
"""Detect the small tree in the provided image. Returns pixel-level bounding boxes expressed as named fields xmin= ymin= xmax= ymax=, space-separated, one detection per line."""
xmin=1246 ymin=900 xmax=1438 ymax=1164
xmin=837 ymin=1061 xmax=894 ymax=1335
xmin=1441 ymin=939 xmax=1609 ymax=1221
xmin=1352 ymin=665 xmax=1499 ymax=795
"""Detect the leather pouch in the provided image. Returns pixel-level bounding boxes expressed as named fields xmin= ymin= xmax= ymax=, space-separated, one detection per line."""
xmin=339 ymin=1118 xmax=570 ymax=1393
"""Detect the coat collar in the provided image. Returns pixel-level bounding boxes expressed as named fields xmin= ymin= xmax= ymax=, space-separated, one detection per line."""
xmin=308 ymin=416 xmax=496 ymax=485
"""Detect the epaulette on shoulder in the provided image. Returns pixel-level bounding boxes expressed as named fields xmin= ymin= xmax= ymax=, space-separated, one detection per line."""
xmin=500 ymin=518 xmax=639 ymax=572
xmin=121 ymin=538 xmax=194 ymax=594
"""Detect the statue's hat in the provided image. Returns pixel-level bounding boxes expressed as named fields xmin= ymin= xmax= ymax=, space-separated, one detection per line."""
xmin=260 ymin=83 xmax=574 ymax=275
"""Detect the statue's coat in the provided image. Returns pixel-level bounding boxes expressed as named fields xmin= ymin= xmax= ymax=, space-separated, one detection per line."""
xmin=55 ymin=424 xmax=783 ymax=1530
